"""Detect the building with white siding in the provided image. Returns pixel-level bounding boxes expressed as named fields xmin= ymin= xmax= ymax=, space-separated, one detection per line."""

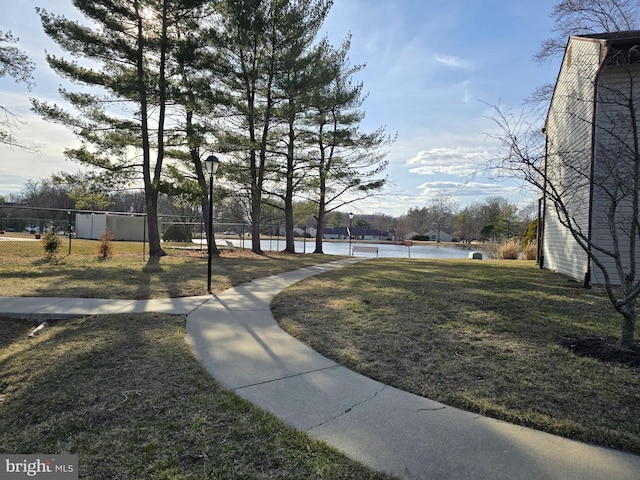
xmin=76 ymin=213 xmax=146 ymax=241
xmin=540 ymin=31 xmax=640 ymax=286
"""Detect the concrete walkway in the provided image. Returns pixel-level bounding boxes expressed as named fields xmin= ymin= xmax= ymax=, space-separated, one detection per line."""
xmin=2 ymin=257 xmax=640 ymax=479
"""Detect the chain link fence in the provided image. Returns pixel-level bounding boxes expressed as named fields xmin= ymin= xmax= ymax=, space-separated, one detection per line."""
xmin=0 ymin=205 xmax=145 ymax=258
xmin=0 ymin=204 xmax=286 ymax=257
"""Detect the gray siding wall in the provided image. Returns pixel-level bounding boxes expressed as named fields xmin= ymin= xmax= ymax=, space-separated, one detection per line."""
xmin=543 ymin=207 xmax=590 ymax=281
xmin=543 ymin=37 xmax=602 ymax=282
xmin=590 ymin=64 xmax=640 ymax=285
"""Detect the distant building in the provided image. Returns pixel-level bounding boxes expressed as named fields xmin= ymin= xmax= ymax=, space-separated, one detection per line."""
xmin=425 ymin=230 xmax=453 ymax=242
xmin=291 ymin=226 xmax=317 ymax=237
xmin=76 ymin=213 xmax=146 ymax=241
xmin=322 ymin=226 xmax=392 ymax=241
xmin=406 ymin=230 xmax=454 ymax=242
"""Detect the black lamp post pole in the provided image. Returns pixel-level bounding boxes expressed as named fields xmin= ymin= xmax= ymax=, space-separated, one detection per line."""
xmin=207 ymin=171 xmax=214 ymax=293
xmin=349 ymin=212 xmax=354 ymax=256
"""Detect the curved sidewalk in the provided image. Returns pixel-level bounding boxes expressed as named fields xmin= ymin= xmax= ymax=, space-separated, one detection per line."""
xmin=2 ymin=257 xmax=640 ymax=479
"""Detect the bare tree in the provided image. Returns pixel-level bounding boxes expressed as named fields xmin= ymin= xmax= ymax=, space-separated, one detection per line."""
xmin=429 ymin=191 xmax=457 ymax=242
xmin=535 ymin=0 xmax=639 ymax=63
xmin=528 ymin=0 xmax=639 ymax=107
xmin=488 ymin=35 xmax=640 ymax=347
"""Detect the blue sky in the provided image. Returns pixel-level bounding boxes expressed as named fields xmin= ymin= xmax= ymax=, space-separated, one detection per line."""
xmin=0 ymin=0 xmax=560 ymax=216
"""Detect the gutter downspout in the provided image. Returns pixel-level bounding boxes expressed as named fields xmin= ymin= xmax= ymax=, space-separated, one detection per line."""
xmin=584 ymin=41 xmax=607 ymax=288
xmin=538 ymin=128 xmax=548 ymax=269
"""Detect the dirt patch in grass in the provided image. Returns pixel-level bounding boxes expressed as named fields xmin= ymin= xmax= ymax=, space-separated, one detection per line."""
xmin=0 ymin=314 xmax=393 ymax=479
xmin=560 ymin=337 xmax=640 ymax=367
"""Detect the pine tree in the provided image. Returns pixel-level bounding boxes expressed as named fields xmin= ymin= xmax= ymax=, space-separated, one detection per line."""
xmin=33 ymin=0 xmax=208 ymax=258
xmin=306 ymin=37 xmax=393 ymax=254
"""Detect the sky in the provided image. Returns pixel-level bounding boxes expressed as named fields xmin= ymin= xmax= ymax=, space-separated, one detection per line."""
xmin=0 ymin=0 xmax=561 ymax=217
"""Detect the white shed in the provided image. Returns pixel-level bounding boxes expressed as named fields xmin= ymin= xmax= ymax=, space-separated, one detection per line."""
xmin=76 ymin=213 xmax=146 ymax=241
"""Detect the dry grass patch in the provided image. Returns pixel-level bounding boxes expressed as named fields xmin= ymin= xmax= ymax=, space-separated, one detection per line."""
xmin=0 ymin=238 xmax=344 ymax=298
xmin=272 ymin=258 xmax=640 ymax=453
xmin=0 ymin=314 xmax=394 ymax=479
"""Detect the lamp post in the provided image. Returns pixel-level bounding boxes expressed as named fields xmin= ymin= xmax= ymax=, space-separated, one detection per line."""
xmin=67 ymin=210 xmax=73 ymax=256
xmin=348 ymin=212 xmax=354 ymax=256
xmin=205 ymin=155 xmax=220 ymax=294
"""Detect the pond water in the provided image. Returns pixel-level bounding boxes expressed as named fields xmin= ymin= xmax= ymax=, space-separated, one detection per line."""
xmin=216 ymin=238 xmax=475 ymax=259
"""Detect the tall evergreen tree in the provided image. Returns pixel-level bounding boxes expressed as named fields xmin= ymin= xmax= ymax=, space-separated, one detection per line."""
xmin=33 ymin=0 xmax=208 ymax=258
xmin=306 ymin=37 xmax=392 ymax=254
xmin=268 ymin=0 xmax=332 ymax=253
xmin=162 ymin=2 xmax=224 ymax=253
xmin=213 ymin=0 xmax=278 ymax=254
xmin=214 ymin=0 xmax=333 ymax=254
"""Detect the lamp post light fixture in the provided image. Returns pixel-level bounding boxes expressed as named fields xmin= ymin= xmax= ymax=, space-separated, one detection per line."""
xmin=348 ymin=212 xmax=354 ymax=256
xmin=205 ymin=155 xmax=220 ymax=294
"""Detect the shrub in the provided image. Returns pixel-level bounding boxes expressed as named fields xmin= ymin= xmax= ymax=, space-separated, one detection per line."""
xmin=522 ymin=219 xmax=537 ymax=248
xmin=98 ymin=230 xmax=114 ymax=259
xmin=478 ymin=243 xmax=499 ymax=259
xmin=497 ymin=238 xmax=520 ymax=259
xmin=41 ymin=224 xmax=61 ymax=259
xmin=522 ymin=241 xmax=537 ymax=260
xmin=163 ymin=224 xmax=192 ymax=242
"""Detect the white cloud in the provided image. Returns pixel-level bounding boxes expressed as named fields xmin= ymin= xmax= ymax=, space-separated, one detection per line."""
xmin=406 ymin=147 xmax=487 ymax=177
xmin=0 ymin=109 xmax=79 ymax=194
xmin=434 ymin=54 xmax=472 ymax=69
xmin=412 ymin=179 xmax=535 ymax=208
xmin=0 ymin=175 xmax=27 ymax=195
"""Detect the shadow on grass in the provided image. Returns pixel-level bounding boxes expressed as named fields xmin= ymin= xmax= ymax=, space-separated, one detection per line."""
xmin=0 ymin=251 xmax=344 ymax=300
xmin=0 ymin=318 xmax=39 ymax=349
xmin=272 ymin=258 xmax=640 ymax=453
xmin=0 ymin=314 xmax=393 ymax=479
xmin=142 ymin=255 xmax=163 ymax=273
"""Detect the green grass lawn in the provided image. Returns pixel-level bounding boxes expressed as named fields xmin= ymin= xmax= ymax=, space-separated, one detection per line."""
xmin=0 ymin=239 xmax=390 ymax=478
xmin=2 ymin=239 xmax=639 ymax=471
xmin=0 ymin=314 xmax=394 ymax=479
xmin=272 ymin=258 xmax=640 ymax=454
xmin=0 ymin=237 xmax=343 ymax=298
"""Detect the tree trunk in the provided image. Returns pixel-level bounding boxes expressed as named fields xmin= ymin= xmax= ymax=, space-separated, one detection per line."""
xmin=314 ymin=168 xmax=328 ymax=254
xmin=314 ymin=206 xmax=325 ymax=254
xmin=145 ymin=188 xmax=165 ymax=257
xmin=619 ymin=299 xmax=636 ymax=347
xmin=250 ymin=186 xmax=263 ymax=254
xmin=136 ymin=12 xmax=164 ymax=259
xmin=620 ymin=313 xmax=635 ymax=347
xmin=283 ymin=195 xmax=295 ymax=253
xmin=186 ymin=109 xmax=219 ymax=255
xmin=283 ymin=130 xmax=296 ymax=253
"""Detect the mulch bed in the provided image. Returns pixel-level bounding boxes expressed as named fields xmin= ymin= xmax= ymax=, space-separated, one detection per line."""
xmin=559 ymin=336 xmax=640 ymax=368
